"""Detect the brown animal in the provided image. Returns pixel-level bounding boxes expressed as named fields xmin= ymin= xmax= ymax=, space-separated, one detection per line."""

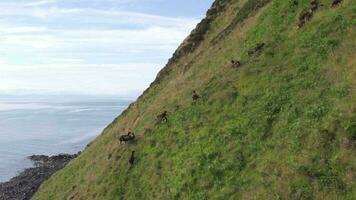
xmin=192 ymin=90 xmax=200 ymax=101
xmin=119 ymin=132 xmax=135 ymax=143
xmin=298 ymin=0 xmax=320 ymax=28
xmin=310 ymin=0 xmax=319 ymax=11
xmin=156 ymin=111 xmax=168 ymax=124
xmin=298 ymin=10 xmax=313 ymax=27
xmin=248 ymin=43 xmax=265 ymax=56
xmin=331 ymin=0 xmax=342 ymax=7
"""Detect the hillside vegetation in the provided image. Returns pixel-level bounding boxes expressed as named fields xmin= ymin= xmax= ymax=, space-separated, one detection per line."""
xmin=34 ymin=0 xmax=356 ymax=199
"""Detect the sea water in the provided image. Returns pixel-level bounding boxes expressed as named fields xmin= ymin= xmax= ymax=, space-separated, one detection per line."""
xmin=0 ymin=95 xmax=131 ymax=182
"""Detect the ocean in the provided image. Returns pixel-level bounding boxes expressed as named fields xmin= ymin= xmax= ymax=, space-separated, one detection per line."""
xmin=0 ymin=95 xmax=131 ymax=182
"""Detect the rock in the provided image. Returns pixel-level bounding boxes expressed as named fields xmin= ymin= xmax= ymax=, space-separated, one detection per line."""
xmin=152 ymin=0 xmax=228 ymax=85
xmin=0 ymin=153 xmax=79 ymax=200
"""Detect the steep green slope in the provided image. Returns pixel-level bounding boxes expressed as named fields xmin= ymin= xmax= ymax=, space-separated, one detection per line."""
xmin=34 ymin=0 xmax=356 ymax=199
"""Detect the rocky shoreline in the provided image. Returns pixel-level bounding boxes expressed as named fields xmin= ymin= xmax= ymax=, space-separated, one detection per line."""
xmin=0 ymin=153 xmax=79 ymax=200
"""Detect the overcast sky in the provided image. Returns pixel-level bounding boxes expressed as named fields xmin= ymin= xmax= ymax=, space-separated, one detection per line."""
xmin=0 ymin=0 xmax=213 ymax=97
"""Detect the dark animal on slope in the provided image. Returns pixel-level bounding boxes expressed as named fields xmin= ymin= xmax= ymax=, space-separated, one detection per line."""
xmin=310 ymin=0 xmax=319 ymax=11
xmin=298 ymin=9 xmax=313 ymax=28
xmin=119 ymin=132 xmax=135 ymax=143
xmin=129 ymin=151 xmax=135 ymax=165
xmin=192 ymin=90 xmax=200 ymax=101
xmin=331 ymin=0 xmax=342 ymax=7
xmin=248 ymin=43 xmax=265 ymax=56
xmin=230 ymin=60 xmax=241 ymax=68
xmin=156 ymin=111 xmax=168 ymax=124
xmin=298 ymin=0 xmax=320 ymax=28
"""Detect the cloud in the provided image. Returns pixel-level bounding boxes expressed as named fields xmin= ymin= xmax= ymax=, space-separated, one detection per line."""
xmin=25 ymin=0 xmax=57 ymax=7
xmin=0 ymin=0 xmax=206 ymax=96
xmin=0 ymin=26 xmax=48 ymax=34
xmin=0 ymin=63 xmax=162 ymax=96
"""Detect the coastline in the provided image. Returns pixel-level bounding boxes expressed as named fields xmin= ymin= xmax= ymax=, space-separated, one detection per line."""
xmin=0 ymin=153 xmax=79 ymax=200
xmin=0 ymin=95 xmax=128 ymax=186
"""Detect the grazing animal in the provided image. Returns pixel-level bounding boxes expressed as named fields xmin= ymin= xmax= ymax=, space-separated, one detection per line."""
xmin=119 ymin=132 xmax=135 ymax=143
xmin=331 ymin=0 xmax=342 ymax=7
xmin=129 ymin=151 xmax=135 ymax=165
xmin=248 ymin=43 xmax=265 ymax=56
xmin=298 ymin=9 xmax=313 ymax=27
xmin=192 ymin=90 xmax=200 ymax=101
xmin=156 ymin=111 xmax=168 ymax=124
xmin=310 ymin=0 xmax=319 ymax=11
xmin=298 ymin=0 xmax=320 ymax=28
xmin=230 ymin=60 xmax=241 ymax=68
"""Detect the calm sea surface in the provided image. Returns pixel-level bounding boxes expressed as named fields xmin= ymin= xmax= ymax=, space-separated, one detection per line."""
xmin=0 ymin=95 xmax=131 ymax=182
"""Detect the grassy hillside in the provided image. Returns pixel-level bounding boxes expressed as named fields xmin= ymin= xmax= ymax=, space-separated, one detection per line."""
xmin=34 ymin=0 xmax=356 ymax=199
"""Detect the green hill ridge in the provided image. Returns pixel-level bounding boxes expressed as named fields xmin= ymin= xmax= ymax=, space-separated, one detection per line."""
xmin=33 ymin=0 xmax=356 ymax=199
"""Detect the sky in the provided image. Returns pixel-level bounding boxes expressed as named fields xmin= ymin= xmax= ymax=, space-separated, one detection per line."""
xmin=0 ymin=0 xmax=214 ymax=97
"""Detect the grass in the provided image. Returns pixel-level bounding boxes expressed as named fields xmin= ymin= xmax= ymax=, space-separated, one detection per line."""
xmin=33 ymin=0 xmax=356 ymax=199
